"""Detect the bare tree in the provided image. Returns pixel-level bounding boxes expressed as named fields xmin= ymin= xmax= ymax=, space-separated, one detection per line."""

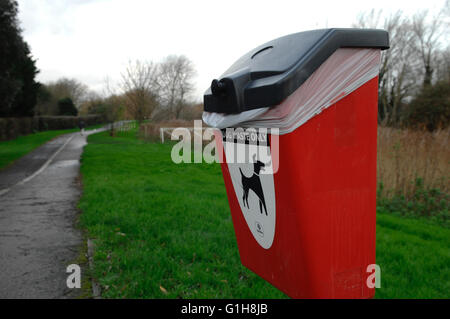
xmin=354 ymin=10 xmax=417 ymax=125
xmin=431 ymin=1 xmax=450 ymax=82
xmin=104 ymin=95 xmax=125 ymax=136
xmin=157 ymin=55 xmax=196 ymax=119
xmin=435 ymin=47 xmax=450 ymax=82
xmin=46 ymin=77 xmax=89 ymax=108
xmin=411 ymin=10 xmax=445 ymax=86
xmin=120 ymin=60 xmax=159 ymax=123
xmin=354 ymin=5 xmax=448 ymax=128
xmin=36 ymin=83 xmax=57 ymax=115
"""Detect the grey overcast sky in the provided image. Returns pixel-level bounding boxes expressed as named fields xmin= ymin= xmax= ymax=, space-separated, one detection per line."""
xmin=17 ymin=0 xmax=447 ymax=101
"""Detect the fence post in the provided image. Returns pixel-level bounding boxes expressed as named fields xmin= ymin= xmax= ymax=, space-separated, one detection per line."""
xmin=160 ymin=128 xmax=164 ymax=144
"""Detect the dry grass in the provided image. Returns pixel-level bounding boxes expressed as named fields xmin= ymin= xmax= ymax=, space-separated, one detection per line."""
xmin=139 ymin=120 xmax=209 ymax=143
xmin=140 ymin=123 xmax=449 ymax=199
xmin=377 ymin=126 xmax=449 ymax=199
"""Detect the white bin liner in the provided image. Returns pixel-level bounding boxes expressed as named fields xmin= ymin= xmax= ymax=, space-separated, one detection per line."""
xmin=203 ymin=48 xmax=381 ymax=135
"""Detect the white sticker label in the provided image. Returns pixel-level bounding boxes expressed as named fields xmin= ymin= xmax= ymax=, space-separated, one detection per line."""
xmin=223 ymin=131 xmax=276 ymax=249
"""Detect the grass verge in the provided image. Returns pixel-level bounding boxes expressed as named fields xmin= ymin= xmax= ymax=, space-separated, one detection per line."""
xmin=0 ymin=129 xmax=78 ymax=170
xmin=375 ymin=212 xmax=449 ymax=298
xmin=78 ymin=130 xmax=449 ymax=298
xmin=0 ymin=125 xmax=105 ymax=170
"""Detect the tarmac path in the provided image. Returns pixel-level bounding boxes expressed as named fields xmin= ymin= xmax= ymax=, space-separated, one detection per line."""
xmin=0 ymin=129 xmax=103 ymax=298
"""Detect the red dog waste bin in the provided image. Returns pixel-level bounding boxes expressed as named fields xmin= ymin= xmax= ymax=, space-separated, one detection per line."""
xmin=203 ymin=28 xmax=389 ymax=299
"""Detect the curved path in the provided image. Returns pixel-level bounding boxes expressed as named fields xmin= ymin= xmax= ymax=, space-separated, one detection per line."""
xmin=0 ymin=129 xmax=103 ymax=298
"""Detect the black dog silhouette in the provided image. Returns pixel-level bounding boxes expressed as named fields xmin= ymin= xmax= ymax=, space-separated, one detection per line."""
xmin=239 ymin=155 xmax=268 ymax=215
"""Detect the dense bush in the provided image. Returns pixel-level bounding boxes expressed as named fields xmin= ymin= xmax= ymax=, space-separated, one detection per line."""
xmin=151 ymin=103 xmax=203 ymax=122
xmin=406 ymin=81 xmax=450 ymax=131
xmin=178 ymin=103 xmax=203 ymax=121
xmin=0 ymin=115 xmax=105 ymax=141
xmin=58 ymin=97 xmax=78 ymax=116
xmin=36 ymin=115 xmax=102 ymax=131
xmin=377 ymin=178 xmax=449 ymax=227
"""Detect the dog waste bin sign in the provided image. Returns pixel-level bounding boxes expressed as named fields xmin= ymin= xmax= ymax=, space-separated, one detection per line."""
xmin=221 ymin=128 xmax=276 ymax=250
xmin=203 ymin=28 xmax=389 ymax=299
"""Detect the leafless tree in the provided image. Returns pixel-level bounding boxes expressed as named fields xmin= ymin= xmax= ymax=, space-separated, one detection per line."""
xmin=120 ymin=60 xmax=159 ymax=123
xmin=354 ymin=10 xmax=416 ymax=125
xmin=354 ymin=5 xmax=449 ymax=127
xmin=435 ymin=47 xmax=450 ymax=82
xmin=430 ymin=1 xmax=450 ymax=82
xmin=103 ymin=95 xmax=125 ymax=136
xmin=157 ymin=55 xmax=196 ymax=119
xmin=410 ymin=10 xmax=445 ymax=86
xmin=46 ymin=77 xmax=89 ymax=108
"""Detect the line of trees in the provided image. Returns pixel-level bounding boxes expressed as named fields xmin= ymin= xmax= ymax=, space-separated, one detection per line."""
xmin=354 ymin=3 xmax=450 ymax=130
xmin=81 ymin=55 xmax=198 ymax=125
xmin=36 ymin=77 xmax=92 ymax=116
xmin=1 ymin=0 xmax=448 ymax=132
xmin=0 ymin=0 xmax=39 ymax=117
xmin=90 ymin=6 xmax=448 ymax=131
xmin=0 ymin=0 xmax=89 ymax=119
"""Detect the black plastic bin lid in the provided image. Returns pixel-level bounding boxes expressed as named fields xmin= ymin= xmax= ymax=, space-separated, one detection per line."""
xmin=204 ymin=28 xmax=389 ymax=114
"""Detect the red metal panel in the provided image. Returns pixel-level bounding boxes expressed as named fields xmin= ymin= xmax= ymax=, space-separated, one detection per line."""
xmin=218 ymin=77 xmax=379 ymax=298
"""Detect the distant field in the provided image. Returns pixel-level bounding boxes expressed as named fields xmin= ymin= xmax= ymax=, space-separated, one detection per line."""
xmin=78 ymin=130 xmax=449 ymax=298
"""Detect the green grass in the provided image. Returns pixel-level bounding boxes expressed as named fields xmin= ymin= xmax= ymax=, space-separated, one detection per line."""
xmin=78 ymin=130 xmax=450 ymax=298
xmin=0 ymin=129 xmax=78 ymax=170
xmin=375 ymin=212 xmax=449 ymax=298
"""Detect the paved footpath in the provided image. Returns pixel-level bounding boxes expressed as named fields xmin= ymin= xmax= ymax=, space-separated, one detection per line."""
xmin=0 ymin=129 xmax=103 ymax=298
